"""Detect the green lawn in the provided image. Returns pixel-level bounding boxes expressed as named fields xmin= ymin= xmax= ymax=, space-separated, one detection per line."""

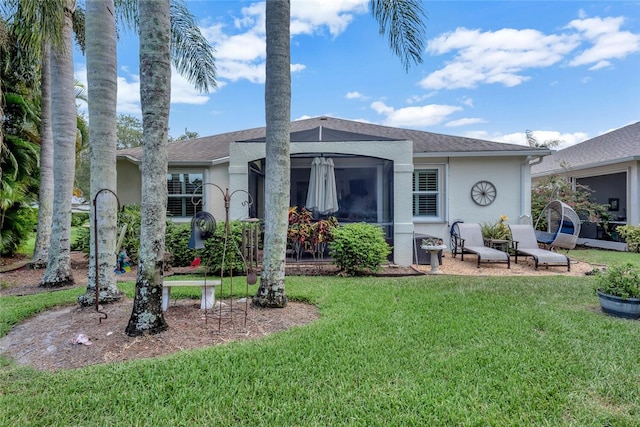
xmin=2 ymin=268 xmax=640 ymax=425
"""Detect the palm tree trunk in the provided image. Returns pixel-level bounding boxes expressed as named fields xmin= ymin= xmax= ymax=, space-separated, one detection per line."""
xmin=252 ymin=0 xmax=290 ymax=308
xmin=125 ymin=0 xmax=170 ymax=336
xmin=40 ymin=0 xmax=77 ymax=288
xmin=78 ymin=0 xmax=121 ymax=306
xmin=32 ymin=42 xmax=54 ymax=268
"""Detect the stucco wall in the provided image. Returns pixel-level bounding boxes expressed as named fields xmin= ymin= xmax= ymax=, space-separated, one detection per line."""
xmin=413 ymin=156 xmax=530 ymax=243
xmin=116 ymin=159 xmax=142 ymax=206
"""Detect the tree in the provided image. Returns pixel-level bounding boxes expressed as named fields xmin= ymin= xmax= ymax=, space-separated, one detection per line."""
xmin=169 ymin=128 xmax=198 ymax=141
xmin=77 ymin=0 xmax=121 ymax=306
xmin=125 ymin=0 xmax=172 ymax=336
xmin=117 ymin=114 xmax=143 ymax=149
xmin=31 ymin=42 xmax=53 ymax=267
xmin=40 ymin=0 xmax=77 ymax=287
xmin=253 ymin=0 xmax=427 ymax=308
xmin=252 ymin=0 xmax=291 ymax=308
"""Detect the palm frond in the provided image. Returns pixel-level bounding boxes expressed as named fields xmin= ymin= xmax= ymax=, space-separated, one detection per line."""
xmin=370 ymin=0 xmax=428 ymax=72
xmin=169 ymin=0 xmax=217 ymax=93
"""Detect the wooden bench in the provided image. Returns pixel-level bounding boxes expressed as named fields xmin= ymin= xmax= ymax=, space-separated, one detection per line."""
xmin=162 ymin=280 xmax=221 ymax=311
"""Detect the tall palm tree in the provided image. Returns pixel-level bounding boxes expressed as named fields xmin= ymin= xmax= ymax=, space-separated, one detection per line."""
xmin=125 ymin=0 xmax=171 ymax=336
xmin=253 ymin=0 xmax=427 ymax=307
xmin=76 ymin=0 xmax=122 ymax=306
xmin=253 ymin=0 xmax=291 ymax=308
xmin=40 ymin=0 xmax=77 ymax=287
xmin=30 ymin=41 xmax=53 ymax=268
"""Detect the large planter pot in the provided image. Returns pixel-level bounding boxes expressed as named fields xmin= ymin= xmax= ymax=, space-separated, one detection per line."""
xmin=597 ymin=289 xmax=640 ymax=319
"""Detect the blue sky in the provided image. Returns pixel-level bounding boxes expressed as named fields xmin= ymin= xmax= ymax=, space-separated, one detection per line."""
xmin=74 ymin=1 xmax=640 ymax=149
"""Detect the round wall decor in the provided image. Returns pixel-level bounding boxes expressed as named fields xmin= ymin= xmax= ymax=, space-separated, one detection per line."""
xmin=471 ymin=180 xmax=496 ymax=206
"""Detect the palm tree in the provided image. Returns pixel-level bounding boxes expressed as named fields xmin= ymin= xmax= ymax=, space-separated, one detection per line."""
xmin=253 ymin=0 xmax=427 ymax=307
xmin=30 ymin=41 xmax=53 ymax=268
xmin=125 ymin=0 xmax=172 ymax=336
xmin=252 ymin=0 xmax=291 ymax=308
xmin=40 ymin=0 xmax=77 ymax=287
xmin=76 ymin=0 xmax=122 ymax=306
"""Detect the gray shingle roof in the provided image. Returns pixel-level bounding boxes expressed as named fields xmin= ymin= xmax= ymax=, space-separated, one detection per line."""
xmin=531 ymin=121 xmax=640 ymax=176
xmin=117 ymin=116 xmax=547 ymax=164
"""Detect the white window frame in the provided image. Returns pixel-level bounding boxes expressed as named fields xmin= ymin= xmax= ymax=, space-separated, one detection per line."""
xmin=412 ymin=165 xmax=445 ymax=222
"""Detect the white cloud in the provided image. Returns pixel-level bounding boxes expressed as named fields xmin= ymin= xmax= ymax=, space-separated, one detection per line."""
xmin=170 ymin=71 xmax=211 ymax=105
xmin=445 ymin=118 xmax=486 ymax=127
xmin=567 ymin=16 xmax=640 ymax=67
xmin=487 ymin=130 xmax=590 ymax=148
xmin=291 ymin=0 xmax=368 ymax=37
xmin=371 ymin=101 xmax=462 ymax=127
xmin=406 ymin=93 xmax=436 ymax=104
xmin=420 ymin=13 xmax=640 ymax=91
xmin=116 ymin=74 xmax=142 ymax=115
xmin=420 ymin=27 xmax=579 ymax=90
xmin=197 ymin=0 xmax=369 ymax=86
xmin=346 ymin=91 xmax=365 ymax=100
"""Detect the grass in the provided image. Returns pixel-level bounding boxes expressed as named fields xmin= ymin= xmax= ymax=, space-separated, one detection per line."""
xmin=2 ymin=268 xmax=640 ymax=425
xmin=570 ymin=248 xmax=639 ymax=266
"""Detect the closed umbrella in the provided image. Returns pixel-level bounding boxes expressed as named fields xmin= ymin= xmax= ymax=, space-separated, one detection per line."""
xmin=305 ymin=157 xmax=338 ymax=215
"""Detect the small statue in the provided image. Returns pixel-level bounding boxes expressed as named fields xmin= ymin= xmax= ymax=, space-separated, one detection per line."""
xmin=114 ymin=249 xmax=131 ymax=274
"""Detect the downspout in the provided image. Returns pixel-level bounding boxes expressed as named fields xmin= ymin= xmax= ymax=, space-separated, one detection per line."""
xmin=520 ymin=156 xmax=544 ymax=223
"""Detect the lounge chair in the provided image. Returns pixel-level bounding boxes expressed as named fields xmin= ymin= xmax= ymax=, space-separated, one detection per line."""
xmin=452 ymin=223 xmax=510 ymax=268
xmin=508 ymin=224 xmax=570 ymax=271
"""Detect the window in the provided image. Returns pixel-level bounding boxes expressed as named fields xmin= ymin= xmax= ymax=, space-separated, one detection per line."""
xmin=413 ymin=168 xmax=441 ymax=218
xmin=166 ymin=172 xmax=203 ymax=217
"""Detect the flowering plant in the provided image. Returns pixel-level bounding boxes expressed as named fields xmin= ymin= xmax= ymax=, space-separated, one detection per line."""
xmin=481 ymin=215 xmax=510 ymax=240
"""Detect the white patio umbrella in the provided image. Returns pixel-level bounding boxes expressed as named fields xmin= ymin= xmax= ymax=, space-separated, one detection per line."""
xmin=306 ymin=157 xmax=339 ymax=215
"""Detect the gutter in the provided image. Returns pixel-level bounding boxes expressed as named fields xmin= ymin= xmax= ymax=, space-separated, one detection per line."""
xmin=413 ymin=149 xmax=552 ymax=159
xmin=520 ymin=155 xmax=547 ymax=221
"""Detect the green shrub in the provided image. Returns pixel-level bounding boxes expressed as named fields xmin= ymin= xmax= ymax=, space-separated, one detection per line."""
xmin=165 ymin=219 xmax=248 ymax=275
xmin=71 ymin=212 xmax=89 ymax=227
xmin=617 ymin=224 xmax=640 ymax=253
xmin=69 ymin=206 xmax=249 ymax=276
xmin=0 ymin=205 xmax=37 ymax=256
xmin=164 ymin=222 xmax=193 ymax=266
xmin=200 ymin=221 xmax=246 ymax=275
xmin=70 ymin=204 xmax=143 ymax=262
xmin=329 ymin=222 xmax=391 ymax=276
xmin=596 ymin=262 xmax=640 ymax=299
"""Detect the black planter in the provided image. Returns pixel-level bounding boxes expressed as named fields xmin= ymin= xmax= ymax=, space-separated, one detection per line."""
xmin=597 ymin=289 xmax=640 ymax=319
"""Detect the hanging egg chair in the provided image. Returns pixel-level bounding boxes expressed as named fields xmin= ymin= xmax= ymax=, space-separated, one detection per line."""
xmin=534 ymin=200 xmax=581 ymax=250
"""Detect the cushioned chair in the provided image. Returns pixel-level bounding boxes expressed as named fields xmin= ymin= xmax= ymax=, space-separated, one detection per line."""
xmin=509 ymin=224 xmax=570 ymax=271
xmin=452 ymin=223 xmax=510 ymax=268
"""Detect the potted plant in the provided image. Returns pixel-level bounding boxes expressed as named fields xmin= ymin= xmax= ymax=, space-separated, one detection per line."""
xmin=595 ymin=262 xmax=640 ymax=319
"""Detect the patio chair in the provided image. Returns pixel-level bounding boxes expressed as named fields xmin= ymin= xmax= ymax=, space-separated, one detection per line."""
xmin=452 ymin=223 xmax=510 ymax=268
xmin=508 ymin=224 xmax=570 ymax=271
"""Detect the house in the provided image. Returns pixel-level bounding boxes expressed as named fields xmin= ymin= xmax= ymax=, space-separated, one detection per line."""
xmin=531 ymin=121 xmax=640 ymax=248
xmin=116 ymin=116 xmax=551 ymax=266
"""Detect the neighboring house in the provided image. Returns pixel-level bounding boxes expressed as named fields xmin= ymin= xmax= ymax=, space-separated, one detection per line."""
xmin=531 ymin=121 xmax=640 ymax=247
xmin=116 ymin=116 xmax=550 ymax=266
